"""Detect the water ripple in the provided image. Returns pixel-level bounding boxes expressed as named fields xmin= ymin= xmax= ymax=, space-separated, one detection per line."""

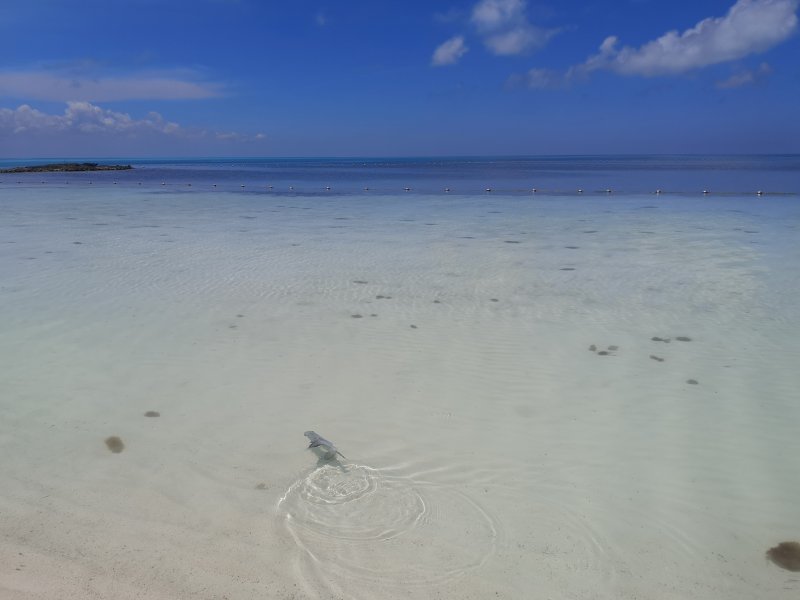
xmin=277 ymin=463 xmax=498 ymax=591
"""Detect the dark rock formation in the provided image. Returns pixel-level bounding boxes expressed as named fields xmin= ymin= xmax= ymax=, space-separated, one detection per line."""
xmin=0 ymin=162 xmax=133 ymax=173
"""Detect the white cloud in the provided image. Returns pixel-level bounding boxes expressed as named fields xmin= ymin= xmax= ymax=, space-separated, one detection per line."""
xmin=472 ymin=0 xmax=525 ymax=31
xmin=0 ymin=101 xmax=263 ymax=142
xmin=485 ymin=26 xmax=556 ymax=55
xmin=432 ymin=35 xmax=469 ymax=66
xmin=471 ymin=0 xmax=557 ymax=55
xmin=0 ymin=70 xmax=222 ymax=102
xmin=716 ymin=61 xmax=773 ymax=88
xmin=582 ymin=0 xmax=798 ymax=76
xmin=520 ymin=67 xmax=566 ymax=89
xmin=510 ymin=0 xmax=798 ymax=89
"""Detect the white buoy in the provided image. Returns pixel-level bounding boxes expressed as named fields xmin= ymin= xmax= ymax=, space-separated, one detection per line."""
xmin=240 ymin=184 xmax=245 ymax=188
xmin=703 ymin=189 xmax=709 ymax=194
xmin=364 ymin=187 xmax=369 ymax=191
xmin=485 ymin=188 xmax=492 ymax=192
xmin=577 ymin=189 xmax=583 ymax=193
xmin=289 ymin=186 xmax=294 ymax=190
xmin=655 ymin=189 xmax=662 ymax=194
xmin=325 ymin=186 xmax=331 ymax=190
xmin=445 ymin=187 xmax=450 ymax=192
xmin=757 ymin=190 xmax=764 ymax=196
xmin=404 ymin=187 xmax=411 ymax=191
xmin=161 ymin=182 xmax=165 ymax=186
xmin=531 ymin=188 xmax=537 ymax=193
xmin=605 ymin=188 xmax=612 ymax=193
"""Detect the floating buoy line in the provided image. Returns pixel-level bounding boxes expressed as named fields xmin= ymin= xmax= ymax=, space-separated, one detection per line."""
xmin=0 ymin=179 xmax=794 ymax=196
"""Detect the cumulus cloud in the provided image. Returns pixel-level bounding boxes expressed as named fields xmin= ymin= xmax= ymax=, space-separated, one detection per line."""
xmin=510 ymin=0 xmax=798 ymax=89
xmin=581 ymin=0 xmax=798 ymax=77
xmin=716 ymin=62 xmax=773 ymax=88
xmin=0 ymin=101 xmax=263 ymax=142
xmin=432 ymin=35 xmax=469 ymax=66
xmin=516 ymin=67 xmax=566 ymax=89
xmin=471 ymin=0 xmax=557 ymax=55
xmin=0 ymin=70 xmax=222 ymax=102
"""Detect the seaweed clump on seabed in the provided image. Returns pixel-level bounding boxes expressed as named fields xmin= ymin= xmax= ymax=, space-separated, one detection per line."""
xmin=766 ymin=541 xmax=800 ymax=571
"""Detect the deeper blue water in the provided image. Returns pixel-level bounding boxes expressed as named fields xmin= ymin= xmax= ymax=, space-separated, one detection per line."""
xmin=1 ymin=155 xmax=798 ymax=195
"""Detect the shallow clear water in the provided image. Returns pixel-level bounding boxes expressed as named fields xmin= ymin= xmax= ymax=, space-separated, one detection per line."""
xmin=1 ymin=160 xmax=800 ymax=598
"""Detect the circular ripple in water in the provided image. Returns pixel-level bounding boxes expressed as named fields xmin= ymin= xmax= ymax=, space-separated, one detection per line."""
xmin=278 ymin=464 xmax=498 ymax=586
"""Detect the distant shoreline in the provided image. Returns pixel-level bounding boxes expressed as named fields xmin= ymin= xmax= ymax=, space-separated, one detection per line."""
xmin=0 ymin=162 xmax=133 ymax=174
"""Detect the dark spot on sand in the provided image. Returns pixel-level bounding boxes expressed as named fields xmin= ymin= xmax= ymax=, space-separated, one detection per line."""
xmin=459 ymin=236 xmax=475 ymax=239
xmin=686 ymin=379 xmax=699 ymax=385
xmin=353 ymin=280 xmax=368 ymax=284
xmin=608 ymin=345 xmax=619 ymax=351
xmin=766 ymin=542 xmax=800 ymax=571
xmin=565 ymin=246 xmax=580 ymax=249
xmin=236 ymin=314 xmax=244 ymax=318
xmin=490 ymin=298 xmax=499 ymax=302
xmin=744 ymin=230 xmax=759 ymax=234
xmin=597 ymin=351 xmax=610 ymax=356
xmin=560 ymin=267 xmax=576 ymax=271
xmin=144 ymin=411 xmax=160 ymax=417
xmin=410 ymin=324 xmax=417 ymax=329
xmin=583 ymin=230 xmax=598 ymax=234
xmin=504 ymin=240 xmax=521 ymax=244
xmin=370 ymin=313 xmax=378 ymax=317
xmin=589 ymin=344 xmax=597 ymax=352
xmin=675 ymin=336 xmax=692 ymax=342
xmin=433 ymin=300 xmax=441 ymax=304
xmin=651 ymin=336 xmax=671 ymax=343
xmin=229 ymin=324 xmax=238 ymax=329
xmin=376 ymin=295 xmax=392 ymax=300
xmin=105 ymin=436 xmax=124 ymax=453
xmin=351 ymin=314 xmax=363 ymax=319
xmin=72 ymin=241 xmax=82 ymax=245
xmin=650 ymin=355 xmax=664 ymax=362
xmin=255 ymin=482 xmax=268 ymax=490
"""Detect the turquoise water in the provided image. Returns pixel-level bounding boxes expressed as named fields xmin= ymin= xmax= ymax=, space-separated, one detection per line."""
xmin=1 ymin=158 xmax=799 ymax=599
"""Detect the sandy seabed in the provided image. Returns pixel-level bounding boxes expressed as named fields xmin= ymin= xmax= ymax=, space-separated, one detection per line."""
xmin=1 ymin=185 xmax=799 ymax=599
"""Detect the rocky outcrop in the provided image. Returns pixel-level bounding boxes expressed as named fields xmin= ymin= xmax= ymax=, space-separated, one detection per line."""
xmin=0 ymin=162 xmax=133 ymax=173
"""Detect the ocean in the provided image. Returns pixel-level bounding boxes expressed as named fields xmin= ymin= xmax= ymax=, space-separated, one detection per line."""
xmin=1 ymin=156 xmax=799 ymax=599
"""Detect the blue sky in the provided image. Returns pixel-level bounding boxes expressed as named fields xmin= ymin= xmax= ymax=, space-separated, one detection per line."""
xmin=1 ymin=0 xmax=798 ymax=157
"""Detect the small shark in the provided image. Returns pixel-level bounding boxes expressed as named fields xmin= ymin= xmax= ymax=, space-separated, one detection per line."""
xmin=304 ymin=430 xmax=347 ymax=460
